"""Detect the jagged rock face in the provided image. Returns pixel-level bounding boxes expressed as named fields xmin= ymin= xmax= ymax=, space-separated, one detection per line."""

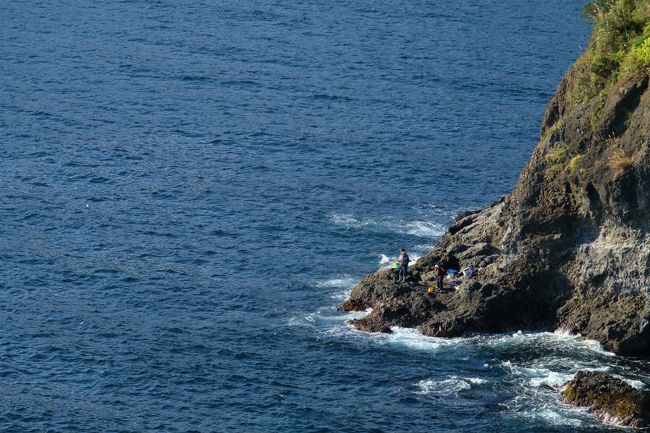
xmin=341 ymin=66 xmax=650 ymax=356
xmin=562 ymin=371 xmax=650 ymax=427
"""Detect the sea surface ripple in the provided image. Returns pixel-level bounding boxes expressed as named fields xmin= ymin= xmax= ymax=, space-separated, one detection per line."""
xmin=1 ymin=1 xmax=646 ymax=431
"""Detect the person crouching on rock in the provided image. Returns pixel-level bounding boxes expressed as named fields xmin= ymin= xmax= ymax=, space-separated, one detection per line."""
xmin=433 ymin=264 xmax=445 ymax=291
xmin=397 ymin=248 xmax=410 ymax=282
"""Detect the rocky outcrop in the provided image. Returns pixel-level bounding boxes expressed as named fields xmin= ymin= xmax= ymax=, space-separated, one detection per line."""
xmin=562 ymin=371 xmax=650 ymax=427
xmin=340 ymin=24 xmax=650 ymax=355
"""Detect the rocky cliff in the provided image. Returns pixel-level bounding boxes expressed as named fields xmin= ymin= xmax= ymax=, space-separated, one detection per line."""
xmin=341 ymin=1 xmax=650 ymax=356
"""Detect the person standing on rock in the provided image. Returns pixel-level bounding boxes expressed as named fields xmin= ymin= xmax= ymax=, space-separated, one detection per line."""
xmin=433 ymin=264 xmax=445 ymax=291
xmin=397 ymin=248 xmax=410 ymax=282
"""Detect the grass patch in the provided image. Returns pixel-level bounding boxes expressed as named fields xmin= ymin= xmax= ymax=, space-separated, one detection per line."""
xmin=546 ymin=147 xmax=568 ymax=167
xmin=542 ymin=116 xmax=566 ymax=142
xmin=544 ymin=138 xmax=584 ymax=176
xmin=567 ymin=154 xmax=583 ymax=173
xmin=610 ymin=149 xmax=634 ymax=172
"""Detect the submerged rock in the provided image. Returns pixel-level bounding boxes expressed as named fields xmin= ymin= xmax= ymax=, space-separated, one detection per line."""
xmin=562 ymin=371 xmax=650 ymax=427
xmin=341 ymin=4 xmax=650 ymax=356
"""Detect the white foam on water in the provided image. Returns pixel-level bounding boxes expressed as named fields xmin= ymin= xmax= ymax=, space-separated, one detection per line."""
xmin=324 ymin=311 xmax=646 ymax=430
xmin=379 ymin=326 xmax=456 ymax=352
xmin=316 ymin=276 xmax=358 ymax=289
xmin=468 ymin=377 xmax=488 ymax=385
xmin=503 ymin=391 xmax=595 ymax=429
xmin=321 ymin=317 xmax=650 ymax=431
xmin=553 ymin=328 xmax=615 ymax=356
xmin=414 ymin=243 xmax=437 ymax=252
xmin=416 ymin=376 xmax=473 ymax=395
xmin=474 ymin=330 xmax=615 ymax=359
xmin=330 ymin=290 xmax=352 ymax=301
xmin=330 ymin=213 xmax=378 ymax=230
xmin=314 ymin=275 xmax=362 ymax=301
xmin=288 ymin=314 xmax=316 ymax=327
xmin=527 ymin=369 xmax=574 ymax=388
xmin=321 ymin=313 xmax=377 ymax=340
xmin=290 ymin=305 xmax=371 ymax=336
xmin=351 ymin=327 xmax=612 ymax=364
xmin=287 ymin=316 xmax=302 ymax=326
xmin=415 ymin=379 xmax=437 ymax=395
xmin=617 ymin=376 xmax=647 ymax=390
xmin=403 ymin=220 xmax=445 ymax=238
xmin=581 ymin=338 xmax=615 ymax=356
xmin=531 ymin=372 xmax=574 ymax=388
xmin=514 ymin=404 xmax=588 ymax=428
xmin=501 ymin=359 xmax=610 ymax=389
xmin=552 ymin=327 xmax=576 ymax=337
xmin=329 ymin=213 xmax=445 ymax=239
xmin=317 ymin=307 xmax=369 ymax=323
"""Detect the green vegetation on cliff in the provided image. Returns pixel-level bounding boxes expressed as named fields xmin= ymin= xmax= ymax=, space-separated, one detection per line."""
xmin=574 ymin=0 xmax=650 ymax=104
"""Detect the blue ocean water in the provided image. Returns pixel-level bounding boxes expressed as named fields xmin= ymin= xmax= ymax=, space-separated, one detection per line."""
xmin=2 ymin=0 xmax=649 ymax=431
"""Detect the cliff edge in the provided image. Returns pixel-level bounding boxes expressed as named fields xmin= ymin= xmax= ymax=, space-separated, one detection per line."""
xmin=341 ymin=0 xmax=650 ymax=356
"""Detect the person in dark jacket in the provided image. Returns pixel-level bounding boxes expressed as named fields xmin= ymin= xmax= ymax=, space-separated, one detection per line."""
xmin=397 ymin=248 xmax=409 ymax=282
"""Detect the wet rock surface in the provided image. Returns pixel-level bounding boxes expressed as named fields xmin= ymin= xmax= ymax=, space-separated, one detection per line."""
xmin=562 ymin=371 xmax=650 ymax=427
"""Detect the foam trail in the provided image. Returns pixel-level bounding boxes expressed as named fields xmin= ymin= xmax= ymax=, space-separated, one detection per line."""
xmin=316 ymin=275 xmax=360 ymax=301
xmin=330 ymin=213 xmax=374 ymax=229
xmin=330 ymin=213 xmax=445 ymax=239
xmin=403 ymin=220 xmax=445 ymax=237
xmin=316 ymin=276 xmax=358 ymax=289
xmin=416 ymin=377 xmax=473 ymax=395
xmin=290 ymin=305 xmax=369 ymax=329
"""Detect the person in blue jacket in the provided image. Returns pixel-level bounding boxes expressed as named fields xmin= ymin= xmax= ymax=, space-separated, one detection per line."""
xmin=397 ymin=248 xmax=410 ymax=282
